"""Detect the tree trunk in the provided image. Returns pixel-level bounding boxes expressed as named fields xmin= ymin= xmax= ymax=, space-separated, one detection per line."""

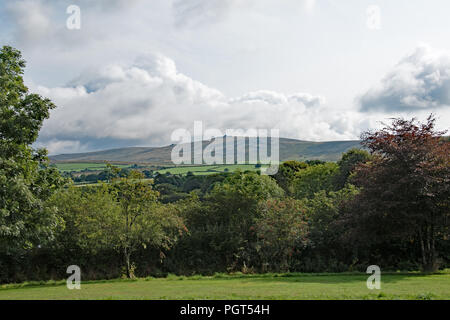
xmin=419 ymin=227 xmax=437 ymax=272
xmin=124 ymin=247 xmax=132 ymax=278
xmin=419 ymin=230 xmax=427 ymax=269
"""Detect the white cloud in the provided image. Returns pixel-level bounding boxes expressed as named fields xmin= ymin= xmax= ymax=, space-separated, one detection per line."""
xmin=289 ymin=93 xmax=326 ymax=107
xmin=304 ymin=0 xmax=316 ymax=14
xmin=33 ymin=53 xmax=363 ymax=154
xmin=172 ymin=0 xmax=238 ymax=27
xmin=360 ymin=45 xmax=450 ymax=112
xmin=7 ymin=0 xmax=52 ymax=43
xmin=43 ymin=139 xmax=83 ymax=155
xmin=4 ymin=2 xmax=447 ymax=155
xmin=231 ymin=90 xmax=289 ymax=105
xmin=172 ymin=0 xmax=317 ymax=27
xmin=231 ymin=91 xmax=325 ymax=107
xmin=4 ymin=0 xmax=145 ymax=49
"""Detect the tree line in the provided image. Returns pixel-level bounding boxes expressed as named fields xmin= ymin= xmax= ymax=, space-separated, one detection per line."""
xmin=1 ymin=46 xmax=448 ymax=283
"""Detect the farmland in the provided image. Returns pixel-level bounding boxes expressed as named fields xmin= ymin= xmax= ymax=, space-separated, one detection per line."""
xmin=156 ymin=164 xmax=264 ymax=175
xmin=54 ymin=162 xmax=132 ymax=172
xmin=53 ymin=162 xmax=264 ymax=175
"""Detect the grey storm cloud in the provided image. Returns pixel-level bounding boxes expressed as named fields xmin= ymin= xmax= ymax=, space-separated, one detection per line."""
xmin=360 ymin=45 xmax=450 ymax=112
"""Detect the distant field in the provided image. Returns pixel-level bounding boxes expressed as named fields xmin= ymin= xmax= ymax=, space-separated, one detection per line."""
xmin=0 ymin=272 xmax=449 ymax=300
xmin=54 ymin=162 xmax=265 ymax=175
xmin=156 ymin=164 xmax=264 ymax=175
xmin=54 ymin=162 xmax=131 ymax=172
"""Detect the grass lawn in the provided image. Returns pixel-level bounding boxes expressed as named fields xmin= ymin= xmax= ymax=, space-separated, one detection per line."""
xmin=0 ymin=272 xmax=449 ymax=300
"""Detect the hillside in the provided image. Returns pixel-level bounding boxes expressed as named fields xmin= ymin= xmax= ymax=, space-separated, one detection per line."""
xmin=49 ymin=138 xmax=362 ymax=164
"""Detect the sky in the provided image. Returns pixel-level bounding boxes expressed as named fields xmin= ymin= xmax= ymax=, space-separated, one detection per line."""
xmin=0 ymin=0 xmax=449 ymax=154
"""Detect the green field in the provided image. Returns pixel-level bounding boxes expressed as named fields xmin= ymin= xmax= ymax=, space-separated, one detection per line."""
xmin=54 ymin=162 xmax=131 ymax=172
xmin=54 ymin=162 xmax=265 ymax=175
xmin=156 ymin=164 xmax=265 ymax=175
xmin=1 ymin=272 xmax=449 ymax=300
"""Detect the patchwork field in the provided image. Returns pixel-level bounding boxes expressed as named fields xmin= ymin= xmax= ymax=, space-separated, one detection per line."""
xmin=54 ymin=162 xmax=132 ymax=172
xmin=1 ymin=272 xmax=449 ymax=300
xmin=54 ymin=162 xmax=264 ymax=175
xmin=156 ymin=164 xmax=264 ymax=175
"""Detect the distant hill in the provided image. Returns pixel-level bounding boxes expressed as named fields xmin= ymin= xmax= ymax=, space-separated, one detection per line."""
xmin=50 ymin=137 xmax=362 ymax=164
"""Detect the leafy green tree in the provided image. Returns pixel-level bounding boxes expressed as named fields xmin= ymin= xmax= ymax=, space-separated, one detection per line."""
xmin=208 ymin=171 xmax=284 ymax=229
xmin=255 ymin=198 xmax=309 ymax=272
xmin=190 ymin=172 xmax=284 ymax=271
xmin=301 ymin=186 xmax=360 ymax=271
xmin=107 ymin=169 xmax=185 ymax=278
xmin=0 ymin=46 xmax=64 ymax=254
xmin=51 ymin=184 xmax=121 ymax=255
xmin=161 ymin=194 xmax=215 ymax=274
xmin=334 ymin=148 xmax=371 ymax=189
xmin=53 ymin=171 xmax=186 ymax=278
xmin=293 ymin=162 xmax=339 ymax=199
xmin=273 ymin=160 xmax=308 ymax=195
xmin=305 ymin=160 xmax=326 ymax=166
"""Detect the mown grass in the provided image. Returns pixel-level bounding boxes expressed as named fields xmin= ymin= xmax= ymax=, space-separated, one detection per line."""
xmin=0 ymin=272 xmax=449 ymax=300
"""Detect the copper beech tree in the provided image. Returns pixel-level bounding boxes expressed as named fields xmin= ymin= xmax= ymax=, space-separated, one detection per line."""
xmin=346 ymin=115 xmax=449 ymax=272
